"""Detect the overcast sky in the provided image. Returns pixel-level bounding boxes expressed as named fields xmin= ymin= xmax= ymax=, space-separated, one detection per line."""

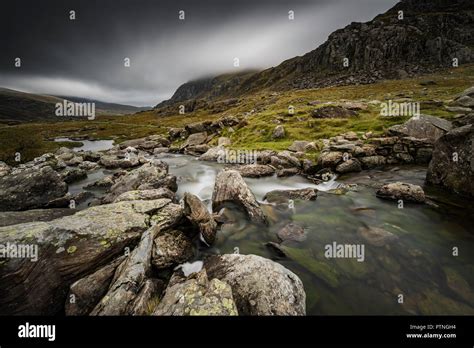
xmin=0 ymin=0 xmax=398 ymax=106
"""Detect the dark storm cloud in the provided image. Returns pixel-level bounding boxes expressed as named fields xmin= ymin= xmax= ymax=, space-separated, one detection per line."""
xmin=0 ymin=0 xmax=398 ymax=106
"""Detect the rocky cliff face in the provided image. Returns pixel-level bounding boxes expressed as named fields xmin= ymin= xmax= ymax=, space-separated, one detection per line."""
xmin=156 ymin=0 xmax=474 ymax=107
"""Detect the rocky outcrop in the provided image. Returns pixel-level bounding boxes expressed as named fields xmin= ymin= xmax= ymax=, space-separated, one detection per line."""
xmin=376 ymin=182 xmax=426 ymax=203
xmin=183 ymin=193 xmax=217 ymax=244
xmin=91 ymin=227 xmax=157 ymax=315
xmin=65 ymin=256 xmax=125 ymax=316
xmin=388 ymin=115 xmax=452 ymax=143
xmin=113 ymin=188 xmax=175 ymax=203
xmin=426 ymin=124 xmax=474 ymax=196
xmin=102 ymin=161 xmax=173 ymax=203
xmin=204 ymin=254 xmax=306 ymax=315
xmin=0 ymin=199 xmax=183 ymax=315
xmin=0 ymin=165 xmax=68 ymax=211
xmin=212 ymin=170 xmax=267 ymax=225
xmin=153 ymin=269 xmax=238 ymax=316
xmin=311 ymin=105 xmax=357 ymax=119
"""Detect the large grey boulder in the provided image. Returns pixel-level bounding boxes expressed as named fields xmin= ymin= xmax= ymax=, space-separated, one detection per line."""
xmin=376 ymin=182 xmax=426 ymax=203
xmin=212 ymin=170 xmax=267 ymax=225
xmin=0 ymin=199 xmax=183 ymax=315
xmin=388 ymin=115 xmax=452 ymax=143
xmin=426 ymin=124 xmax=474 ymax=196
xmin=236 ymin=164 xmax=275 ymax=178
xmin=204 ymin=254 xmax=306 ymax=315
xmin=102 ymin=161 xmax=172 ymax=203
xmin=0 ymin=165 xmax=68 ymax=211
xmin=153 ymin=269 xmax=238 ymax=316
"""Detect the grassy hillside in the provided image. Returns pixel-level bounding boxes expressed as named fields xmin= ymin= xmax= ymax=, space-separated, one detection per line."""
xmin=1 ymin=64 xmax=472 ymax=165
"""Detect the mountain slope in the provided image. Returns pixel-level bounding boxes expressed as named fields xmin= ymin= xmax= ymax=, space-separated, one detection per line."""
xmin=0 ymin=88 xmax=150 ymax=123
xmin=156 ymin=0 xmax=474 ymax=108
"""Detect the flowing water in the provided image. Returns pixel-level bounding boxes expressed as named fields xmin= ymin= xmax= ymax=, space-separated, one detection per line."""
xmin=62 ymin=142 xmax=474 ymax=315
xmin=161 ymin=154 xmax=474 ymax=315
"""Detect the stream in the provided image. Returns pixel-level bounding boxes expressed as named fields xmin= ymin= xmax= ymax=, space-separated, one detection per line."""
xmin=66 ymin=141 xmax=474 ymax=315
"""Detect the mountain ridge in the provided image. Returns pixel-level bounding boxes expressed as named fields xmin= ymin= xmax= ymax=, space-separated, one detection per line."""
xmin=156 ymin=0 xmax=474 ymax=109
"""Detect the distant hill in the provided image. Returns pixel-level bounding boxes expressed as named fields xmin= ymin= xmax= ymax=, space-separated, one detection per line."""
xmin=56 ymin=96 xmax=151 ymax=115
xmin=156 ymin=0 xmax=474 ymax=108
xmin=0 ymin=88 xmax=151 ymax=123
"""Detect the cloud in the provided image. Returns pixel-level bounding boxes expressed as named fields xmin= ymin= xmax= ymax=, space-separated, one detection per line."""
xmin=0 ymin=0 xmax=398 ymax=106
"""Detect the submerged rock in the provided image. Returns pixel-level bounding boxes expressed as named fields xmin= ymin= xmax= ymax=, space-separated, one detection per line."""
xmin=357 ymin=226 xmax=398 ymax=247
xmin=264 ymin=188 xmax=318 ymax=203
xmin=277 ymin=222 xmax=307 ymax=242
xmin=153 ymin=269 xmax=238 ymax=316
xmin=212 ymin=170 xmax=267 ymax=225
xmin=204 ymin=254 xmax=306 ymax=315
xmin=376 ymin=182 xmax=425 ymax=203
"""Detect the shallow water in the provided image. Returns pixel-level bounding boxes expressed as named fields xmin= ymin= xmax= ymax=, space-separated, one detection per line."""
xmin=161 ymin=154 xmax=474 ymax=315
xmin=55 ymin=137 xmax=114 ymax=152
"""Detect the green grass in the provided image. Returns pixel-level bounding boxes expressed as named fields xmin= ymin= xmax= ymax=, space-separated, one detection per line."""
xmin=1 ymin=64 xmax=473 ymax=165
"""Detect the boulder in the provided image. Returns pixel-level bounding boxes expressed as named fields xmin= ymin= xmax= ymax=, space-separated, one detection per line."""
xmin=204 ymin=254 xmax=306 ymax=315
xmin=0 ymin=166 xmax=68 ymax=211
xmin=0 ymin=199 xmax=182 ymax=315
xmin=65 ymin=256 xmax=125 ymax=316
xmin=359 ymin=155 xmax=387 ymax=169
xmin=318 ymin=151 xmax=344 ymax=168
xmin=181 ymin=132 xmax=208 ymax=149
xmin=199 ymin=146 xmax=226 ymax=162
xmin=426 ymin=124 xmax=474 ymax=196
xmin=102 ymin=161 xmax=170 ymax=203
xmin=335 ymin=159 xmax=362 ymax=174
xmin=153 ymin=269 xmax=238 ymax=316
xmin=0 ymin=161 xmax=11 ymax=177
xmin=114 ymin=188 xmax=175 ymax=202
xmin=212 ymin=170 xmax=267 ymax=225
xmin=99 ymin=155 xmax=141 ymax=169
xmin=60 ymin=167 xmax=88 ymax=184
xmin=151 ymin=229 xmax=194 ymax=270
xmin=271 ymin=125 xmax=285 ymax=139
xmin=311 ymin=105 xmax=357 ymax=118
xmin=236 ymin=164 xmax=275 ymax=178
xmin=183 ymin=193 xmax=217 ymax=244
xmin=376 ymin=182 xmax=426 ymax=203
xmin=91 ymin=226 xmax=157 ymax=315
xmin=276 ymin=168 xmax=300 ymax=177
xmin=0 ymin=208 xmax=76 ymax=227
xmin=388 ymin=115 xmax=452 ymax=143
xmin=288 ymin=141 xmax=310 ymax=152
